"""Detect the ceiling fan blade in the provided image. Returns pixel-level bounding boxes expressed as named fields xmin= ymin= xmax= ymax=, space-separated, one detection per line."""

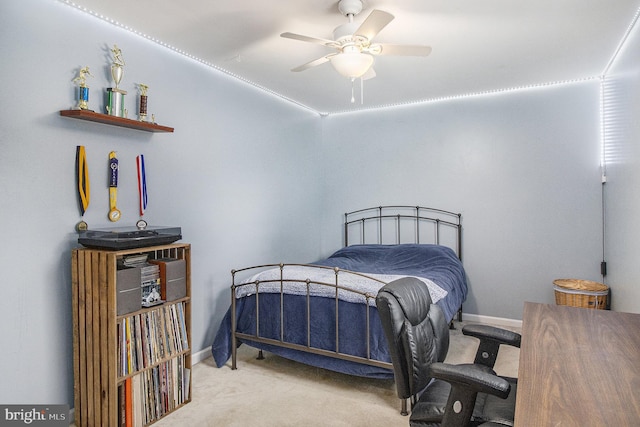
xmin=281 ymin=32 xmax=338 ymax=48
xmin=354 ymin=10 xmax=394 ymax=41
xmin=371 ymin=44 xmax=432 ymax=56
xmin=291 ymin=54 xmax=336 ymax=72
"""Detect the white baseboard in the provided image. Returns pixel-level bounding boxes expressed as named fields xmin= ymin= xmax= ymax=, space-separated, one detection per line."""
xmin=460 ymin=313 xmax=522 ymax=329
xmin=192 ymin=347 xmax=212 ymax=364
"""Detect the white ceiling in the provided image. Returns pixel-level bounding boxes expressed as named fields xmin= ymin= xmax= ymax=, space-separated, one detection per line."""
xmin=67 ymin=0 xmax=640 ymax=114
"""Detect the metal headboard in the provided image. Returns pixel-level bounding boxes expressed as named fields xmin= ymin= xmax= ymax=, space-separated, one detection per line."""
xmin=344 ymin=205 xmax=462 ymax=260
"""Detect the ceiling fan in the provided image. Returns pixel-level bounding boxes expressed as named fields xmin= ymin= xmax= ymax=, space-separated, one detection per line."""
xmin=281 ymin=0 xmax=432 ymax=80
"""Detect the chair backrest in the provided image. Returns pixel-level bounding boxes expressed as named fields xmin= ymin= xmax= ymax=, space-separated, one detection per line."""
xmin=376 ymin=277 xmax=449 ymax=400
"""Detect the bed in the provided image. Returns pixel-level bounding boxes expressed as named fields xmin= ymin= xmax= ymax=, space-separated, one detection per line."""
xmin=211 ymin=205 xmax=467 ymax=382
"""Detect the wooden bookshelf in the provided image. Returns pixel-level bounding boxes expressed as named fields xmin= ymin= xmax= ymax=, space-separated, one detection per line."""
xmin=60 ymin=109 xmax=174 ymax=133
xmin=71 ymin=243 xmax=191 ymax=427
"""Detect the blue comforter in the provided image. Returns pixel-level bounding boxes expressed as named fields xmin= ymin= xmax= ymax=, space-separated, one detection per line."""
xmin=314 ymin=244 xmax=467 ymax=320
xmin=211 ymin=244 xmax=467 ymax=378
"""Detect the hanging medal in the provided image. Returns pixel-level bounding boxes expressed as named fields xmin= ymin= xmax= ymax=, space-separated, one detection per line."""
xmin=108 ymin=151 xmax=122 ymax=222
xmin=75 ymin=146 xmax=90 ymax=231
xmin=136 ymin=154 xmax=148 ymax=230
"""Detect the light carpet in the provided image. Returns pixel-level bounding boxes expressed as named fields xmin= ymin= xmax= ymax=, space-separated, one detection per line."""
xmin=151 ymin=322 xmax=520 ymax=427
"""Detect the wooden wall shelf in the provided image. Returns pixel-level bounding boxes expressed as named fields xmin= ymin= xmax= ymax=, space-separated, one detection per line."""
xmin=60 ymin=109 xmax=174 ymax=133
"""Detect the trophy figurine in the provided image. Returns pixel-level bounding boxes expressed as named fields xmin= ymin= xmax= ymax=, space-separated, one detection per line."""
xmin=106 ymin=44 xmax=127 ymax=117
xmin=111 ymin=44 xmax=125 ymax=89
xmin=73 ymin=66 xmax=93 ymax=110
xmin=138 ymin=83 xmax=149 ymax=121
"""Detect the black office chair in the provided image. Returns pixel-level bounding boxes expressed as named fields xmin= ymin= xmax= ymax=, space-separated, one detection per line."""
xmin=376 ymin=278 xmax=520 ymax=426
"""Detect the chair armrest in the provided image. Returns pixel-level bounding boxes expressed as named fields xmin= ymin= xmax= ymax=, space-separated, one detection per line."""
xmin=428 ymin=362 xmax=511 ymax=427
xmin=462 ymin=324 xmax=521 ymax=347
xmin=462 ymin=324 xmax=521 ymax=368
xmin=429 ymin=363 xmax=510 ymax=399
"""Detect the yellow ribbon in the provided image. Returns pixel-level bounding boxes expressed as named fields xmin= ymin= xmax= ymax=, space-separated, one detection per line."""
xmin=76 ymin=146 xmax=90 ymax=215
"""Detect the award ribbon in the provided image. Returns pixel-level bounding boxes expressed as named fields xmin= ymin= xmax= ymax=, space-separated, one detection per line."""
xmin=76 ymin=146 xmax=90 ymax=215
xmin=108 ymin=151 xmax=121 ymax=222
xmin=136 ymin=154 xmax=148 ymax=216
xmin=75 ymin=146 xmax=90 ymax=231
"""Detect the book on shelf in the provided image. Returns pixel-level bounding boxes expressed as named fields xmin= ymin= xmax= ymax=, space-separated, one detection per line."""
xmin=118 ymin=301 xmax=189 ymax=377
xmin=118 ymin=355 xmax=190 ymax=426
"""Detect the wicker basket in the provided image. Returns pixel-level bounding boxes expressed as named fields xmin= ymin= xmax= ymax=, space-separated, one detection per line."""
xmin=553 ymin=279 xmax=609 ymax=309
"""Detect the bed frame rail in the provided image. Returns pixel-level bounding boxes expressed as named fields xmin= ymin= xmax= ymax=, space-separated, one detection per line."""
xmin=344 ymin=205 xmax=462 ymax=260
xmin=230 ymin=264 xmax=393 ymax=372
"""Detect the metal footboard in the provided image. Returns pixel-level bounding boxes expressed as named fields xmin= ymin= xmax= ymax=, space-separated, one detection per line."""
xmin=229 ymin=263 xmax=392 ymax=371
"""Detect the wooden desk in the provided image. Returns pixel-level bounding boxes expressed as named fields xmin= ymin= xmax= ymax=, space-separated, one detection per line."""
xmin=515 ymin=302 xmax=640 ymax=426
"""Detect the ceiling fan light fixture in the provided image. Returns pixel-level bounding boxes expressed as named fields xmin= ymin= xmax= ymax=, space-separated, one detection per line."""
xmin=330 ymin=51 xmax=374 ymax=78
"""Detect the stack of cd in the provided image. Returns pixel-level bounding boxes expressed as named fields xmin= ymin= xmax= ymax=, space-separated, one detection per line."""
xmin=122 ymin=254 xmax=148 ymax=267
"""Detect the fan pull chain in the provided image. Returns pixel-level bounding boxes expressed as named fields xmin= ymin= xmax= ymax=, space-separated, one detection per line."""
xmin=351 ymin=78 xmax=355 ymax=103
xmin=349 ymin=78 xmax=366 ymax=104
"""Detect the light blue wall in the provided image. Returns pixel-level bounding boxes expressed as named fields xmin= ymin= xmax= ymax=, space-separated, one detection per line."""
xmin=1 ymin=0 xmax=631 ymax=412
xmin=319 ymin=83 xmax=603 ymax=320
xmin=603 ymin=19 xmax=640 ymax=313
xmin=0 ymin=0 xmax=321 ymax=404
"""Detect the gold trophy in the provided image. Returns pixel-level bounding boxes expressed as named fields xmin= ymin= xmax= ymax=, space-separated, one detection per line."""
xmin=73 ymin=66 xmax=93 ymax=110
xmin=107 ymin=45 xmax=127 ymax=117
xmin=138 ymin=83 xmax=149 ymax=121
